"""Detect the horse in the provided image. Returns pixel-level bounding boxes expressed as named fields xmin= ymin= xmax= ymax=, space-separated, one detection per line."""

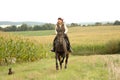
xmin=55 ymin=30 xmax=69 ymax=70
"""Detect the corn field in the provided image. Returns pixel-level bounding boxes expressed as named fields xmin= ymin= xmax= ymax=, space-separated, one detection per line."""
xmin=0 ymin=32 xmax=53 ymax=65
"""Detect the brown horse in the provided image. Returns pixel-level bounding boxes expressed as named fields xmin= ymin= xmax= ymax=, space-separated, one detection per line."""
xmin=55 ymin=30 xmax=69 ymax=70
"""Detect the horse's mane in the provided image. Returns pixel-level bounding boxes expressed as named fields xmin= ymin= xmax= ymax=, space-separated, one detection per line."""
xmin=55 ymin=32 xmax=67 ymax=53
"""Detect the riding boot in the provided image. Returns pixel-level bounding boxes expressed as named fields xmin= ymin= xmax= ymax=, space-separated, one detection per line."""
xmin=68 ymin=43 xmax=72 ymax=52
xmin=51 ymin=36 xmax=57 ymax=52
xmin=51 ymin=42 xmax=55 ymax=52
xmin=51 ymin=47 xmax=55 ymax=52
xmin=64 ymin=34 xmax=72 ymax=52
xmin=69 ymin=46 xmax=73 ymax=52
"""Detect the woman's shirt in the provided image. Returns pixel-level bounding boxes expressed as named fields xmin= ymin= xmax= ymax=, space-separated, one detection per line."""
xmin=55 ymin=24 xmax=68 ymax=34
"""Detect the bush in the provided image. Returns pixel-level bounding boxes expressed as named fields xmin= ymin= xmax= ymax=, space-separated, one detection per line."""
xmin=72 ymin=44 xmax=105 ymax=55
xmin=105 ymin=40 xmax=120 ymax=54
xmin=72 ymin=40 xmax=120 ymax=55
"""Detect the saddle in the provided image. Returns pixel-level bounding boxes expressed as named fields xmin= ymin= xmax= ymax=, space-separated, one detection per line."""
xmin=55 ymin=34 xmax=69 ymax=50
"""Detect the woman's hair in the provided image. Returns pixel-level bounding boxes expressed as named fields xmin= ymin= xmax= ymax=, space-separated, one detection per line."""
xmin=58 ymin=17 xmax=63 ymax=22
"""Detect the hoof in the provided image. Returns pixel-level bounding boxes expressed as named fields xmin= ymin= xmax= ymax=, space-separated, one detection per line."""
xmin=65 ymin=66 xmax=67 ymax=69
xmin=60 ymin=67 xmax=62 ymax=70
xmin=56 ymin=68 xmax=59 ymax=70
xmin=56 ymin=67 xmax=59 ymax=70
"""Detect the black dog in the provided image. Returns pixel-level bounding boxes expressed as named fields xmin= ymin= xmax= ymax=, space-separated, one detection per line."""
xmin=8 ymin=68 xmax=14 ymax=75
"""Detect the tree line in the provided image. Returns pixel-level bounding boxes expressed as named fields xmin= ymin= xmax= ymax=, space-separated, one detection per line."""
xmin=68 ymin=20 xmax=120 ymax=27
xmin=0 ymin=20 xmax=120 ymax=32
xmin=0 ymin=23 xmax=55 ymax=32
xmin=94 ymin=20 xmax=120 ymax=26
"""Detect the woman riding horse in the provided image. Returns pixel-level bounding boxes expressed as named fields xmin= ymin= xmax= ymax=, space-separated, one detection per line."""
xmin=51 ymin=17 xmax=72 ymax=52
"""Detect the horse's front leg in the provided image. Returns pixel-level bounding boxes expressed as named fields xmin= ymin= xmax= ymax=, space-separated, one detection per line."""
xmin=65 ymin=53 xmax=69 ymax=69
xmin=58 ymin=55 xmax=62 ymax=70
xmin=55 ymin=53 xmax=59 ymax=70
xmin=63 ymin=43 xmax=68 ymax=69
xmin=60 ymin=56 xmax=65 ymax=70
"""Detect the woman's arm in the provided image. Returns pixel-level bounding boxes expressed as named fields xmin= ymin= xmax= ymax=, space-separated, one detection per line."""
xmin=64 ymin=24 xmax=68 ymax=34
xmin=55 ymin=25 xmax=57 ymax=34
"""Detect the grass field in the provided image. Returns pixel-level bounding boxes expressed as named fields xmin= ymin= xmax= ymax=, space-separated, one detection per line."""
xmin=9 ymin=26 xmax=120 ymax=45
xmin=10 ymin=30 xmax=55 ymax=36
xmin=0 ymin=55 xmax=120 ymax=80
xmin=0 ymin=26 xmax=120 ymax=80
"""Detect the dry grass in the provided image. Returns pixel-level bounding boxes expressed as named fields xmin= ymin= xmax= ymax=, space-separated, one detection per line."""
xmin=68 ymin=26 xmax=120 ymax=45
xmin=24 ymin=26 xmax=120 ymax=55
xmin=23 ymin=26 xmax=120 ymax=46
xmin=103 ymin=55 xmax=120 ymax=80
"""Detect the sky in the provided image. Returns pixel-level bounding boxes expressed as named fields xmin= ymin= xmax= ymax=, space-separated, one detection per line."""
xmin=0 ymin=0 xmax=120 ymax=23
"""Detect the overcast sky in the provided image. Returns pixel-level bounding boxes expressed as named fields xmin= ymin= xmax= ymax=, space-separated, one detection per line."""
xmin=0 ymin=0 xmax=120 ymax=23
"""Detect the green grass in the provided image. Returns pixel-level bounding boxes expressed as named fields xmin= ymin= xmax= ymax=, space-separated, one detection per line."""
xmin=0 ymin=55 xmax=114 ymax=80
xmin=1 ymin=55 xmax=120 ymax=80
xmin=9 ymin=30 xmax=54 ymax=36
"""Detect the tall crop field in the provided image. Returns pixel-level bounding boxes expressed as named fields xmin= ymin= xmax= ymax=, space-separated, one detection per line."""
xmin=0 ymin=32 xmax=53 ymax=65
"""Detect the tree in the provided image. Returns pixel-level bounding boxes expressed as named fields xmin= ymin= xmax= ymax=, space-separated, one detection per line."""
xmin=11 ymin=25 xmax=17 ymax=31
xmin=33 ymin=25 xmax=41 ymax=30
xmin=42 ymin=23 xmax=54 ymax=30
xmin=27 ymin=26 xmax=33 ymax=31
xmin=20 ymin=24 xmax=28 ymax=31
xmin=3 ymin=27 xmax=11 ymax=31
xmin=113 ymin=20 xmax=120 ymax=25
xmin=103 ymin=22 xmax=113 ymax=26
xmin=95 ymin=22 xmax=102 ymax=26
xmin=0 ymin=27 xmax=3 ymax=31
xmin=70 ymin=23 xmax=79 ymax=27
xmin=2 ymin=25 xmax=17 ymax=31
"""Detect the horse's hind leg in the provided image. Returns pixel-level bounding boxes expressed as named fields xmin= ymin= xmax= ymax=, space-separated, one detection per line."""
xmin=65 ymin=53 xmax=69 ymax=69
xmin=55 ymin=53 xmax=59 ymax=70
xmin=61 ymin=56 xmax=65 ymax=63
